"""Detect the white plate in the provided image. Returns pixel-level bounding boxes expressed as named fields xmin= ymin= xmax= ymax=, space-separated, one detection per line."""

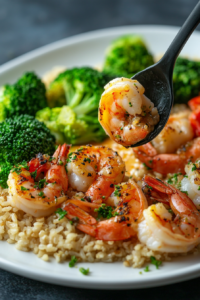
xmin=1 ymin=25 xmax=200 ymax=289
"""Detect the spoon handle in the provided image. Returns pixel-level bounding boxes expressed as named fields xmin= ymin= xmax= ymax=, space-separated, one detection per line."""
xmin=160 ymin=0 xmax=200 ymax=74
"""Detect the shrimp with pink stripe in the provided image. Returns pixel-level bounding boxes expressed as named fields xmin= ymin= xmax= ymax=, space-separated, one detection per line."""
xmin=138 ymin=175 xmax=200 ymax=253
xmin=67 ymin=145 xmax=125 ymax=203
xmin=8 ymin=144 xmax=70 ymax=217
xmin=99 ymin=78 xmax=159 ymax=147
xmin=62 ymin=179 xmax=148 ymax=241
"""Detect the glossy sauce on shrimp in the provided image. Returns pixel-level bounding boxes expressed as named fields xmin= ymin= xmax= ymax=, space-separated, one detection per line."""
xmin=62 ymin=179 xmax=148 ymax=241
xmin=99 ymin=78 xmax=160 ymax=147
xmin=138 ymin=175 xmax=200 ymax=252
xmin=8 ymin=144 xmax=70 ymax=217
xmin=67 ymin=145 xmax=125 ymax=203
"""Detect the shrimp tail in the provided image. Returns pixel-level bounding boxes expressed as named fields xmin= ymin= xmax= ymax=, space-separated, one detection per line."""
xmin=144 ymin=175 xmax=173 ymax=194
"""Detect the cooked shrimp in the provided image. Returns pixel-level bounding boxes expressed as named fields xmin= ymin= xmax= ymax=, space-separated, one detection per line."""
xmin=134 ymin=137 xmax=200 ymax=175
xmin=152 ymin=110 xmax=194 ymax=154
xmin=181 ymin=159 xmax=200 ymax=208
xmin=62 ymin=179 xmax=148 ymax=241
xmin=67 ymin=145 xmax=125 ymax=203
xmin=8 ymin=144 xmax=70 ymax=217
xmin=99 ymin=78 xmax=160 ymax=147
xmin=138 ymin=175 xmax=200 ymax=252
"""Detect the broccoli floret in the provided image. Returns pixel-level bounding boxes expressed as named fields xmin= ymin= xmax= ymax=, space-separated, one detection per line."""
xmin=173 ymin=57 xmax=200 ymax=104
xmin=46 ymin=67 xmax=113 ymax=110
xmin=0 ymin=114 xmax=55 ymax=188
xmin=42 ymin=67 xmax=111 ymax=145
xmin=0 ymin=72 xmax=47 ymax=121
xmin=103 ymin=35 xmax=154 ymax=78
xmin=36 ymin=106 xmax=106 ymax=145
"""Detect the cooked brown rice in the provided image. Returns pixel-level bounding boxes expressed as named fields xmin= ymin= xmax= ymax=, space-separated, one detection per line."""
xmin=1 ymin=144 xmax=199 ymax=268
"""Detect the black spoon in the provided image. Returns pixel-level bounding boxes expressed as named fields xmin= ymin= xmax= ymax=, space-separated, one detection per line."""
xmin=131 ymin=0 xmax=200 ymax=147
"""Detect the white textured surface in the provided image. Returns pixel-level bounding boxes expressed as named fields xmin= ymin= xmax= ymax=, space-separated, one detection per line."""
xmin=1 ymin=25 xmax=200 ymax=289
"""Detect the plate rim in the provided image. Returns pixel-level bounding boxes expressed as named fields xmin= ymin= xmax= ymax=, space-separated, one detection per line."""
xmin=1 ymin=24 xmax=200 ymax=289
xmin=0 ymin=24 xmax=190 ymax=74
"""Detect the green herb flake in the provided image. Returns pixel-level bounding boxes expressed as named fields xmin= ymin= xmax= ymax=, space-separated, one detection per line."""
xmin=114 ymin=185 xmax=121 ymax=197
xmin=31 ymin=170 xmax=37 ymax=179
xmin=150 ymin=256 xmax=162 ymax=269
xmin=146 ymin=185 xmax=152 ymax=190
xmin=21 ymin=186 xmax=29 ymax=191
xmin=167 ymin=208 xmax=173 ymax=214
xmin=34 ymin=178 xmax=48 ymax=189
xmin=79 ymin=267 xmax=89 ymax=275
xmin=129 ymin=102 xmax=133 ymax=107
xmin=142 ymin=163 xmax=152 ymax=170
xmin=95 ymin=204 xmax=117 ymax=219
xmin=55 ymin=208 xmax=67 ymax=220
xmin=144 ymin=266 xmax=149 ymax=272
xmin=69 ymin=256 xmax=77 ymax=268
xmin=58 ymin=161 xmax=63 ymax=165
xmin=115 ymin=134 xmax=121 ymax=140
xmin=81 ymin=198 xmax=85 ymax=201
xmin=38 ymin=191 xmax=45 ymax=198
xmin=182 ymin=191 xmax=188 ymax=195
xmin=192 ymin=164 xmax=197 ymax=172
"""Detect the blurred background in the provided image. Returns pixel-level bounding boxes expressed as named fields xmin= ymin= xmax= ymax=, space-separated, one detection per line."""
xmin=0 ymin=0 xmax=199 ymax=66
xmin=0 ymin=0 xmax=200 ymax=299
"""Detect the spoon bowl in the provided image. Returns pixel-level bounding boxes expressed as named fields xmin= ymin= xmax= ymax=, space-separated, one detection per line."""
xmin=131 ymin=61 xmax=173 ymax=147
xmin=131 ymin=0 xmax=200 ymax=147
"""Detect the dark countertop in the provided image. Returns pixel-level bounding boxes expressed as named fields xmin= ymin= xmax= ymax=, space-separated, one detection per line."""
xmin=0 ymin=0 xmax=200 ymax=299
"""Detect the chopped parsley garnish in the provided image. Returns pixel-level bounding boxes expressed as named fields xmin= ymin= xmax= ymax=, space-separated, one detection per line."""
xmin=85 ymin=158 xmax=91 ymax=163
xmin=55 ymin=208 xmax=67 ymax=220
xmin=142 ymin=163 xmax=152 ymax=170
xmin=168 ymin=209 xmax=174 ymax=214
xmin=34 ymin=178 xmax=48 ymax=189
xmin=31 ymin=170 xmax=37 ymax=179
xmin=198 ymin=186 xmax=200 ymax=191
xmin=81 ymin=198 xmax=85 ymax=201
xmin=129 ymin=102 xmax=133 ymax=107
xmin=192 ymin=164 xmax=197 ymax=171
xmin=146 ymin=185 xmax=152 ymax=190
xmin=58 ymin=160 xmax=63 ymax=165
xmin=167 ymin=173 xmax=182 ymax=185
xmin=102 ymin=196 xmax=106 ymax=199
xmin=167 ymin=177 xmax=173 ymax=184
xmin=94 ymin=204 xmax=118 ymax=219
xmin=21 ymin=186 xmax=29 ymax=191
xmin=144 ymin=266 xmax=149 ymax=272
xmin=114 ymin=185 xmax=121 ymax=197
xmin=79 ymin=267 xmax=89 ymax=275
xmin=69 ymin=256 xmax=77 ymax=268
xmin=66 ymin=152 xmax=73 ymax=163
xmin=72 ymin=155 xmax=77 ymax=160
xmin=150 ymin=256 xmax=162 ymax=269
xmin=115 ymin=134 xmax=121 ymax=139
xmin=38 ymin=191 xmax=45 ymax=198
xmin=182 ymin=191 xmax=188 ymax=195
